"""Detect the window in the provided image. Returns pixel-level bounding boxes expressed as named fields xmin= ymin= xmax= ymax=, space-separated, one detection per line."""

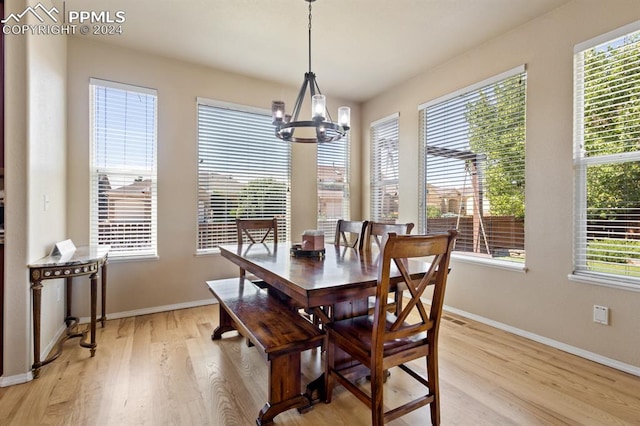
xmin=197 ymin=99 xmax=291 ymax=252
xmin=90 ymin=79 xmax=158 ymax=259
xmin=573 ymin=24 xmax=640 ymax=287
xmin=419 ymin=66 xmax=527 ymax=265
xmin=318 ymin=135 xmax=350 ymax=242
xmin=370 ymin=113 xmax=400 ymax=222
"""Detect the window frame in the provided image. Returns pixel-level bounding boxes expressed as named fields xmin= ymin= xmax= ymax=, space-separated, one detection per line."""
xmin=89 ymin=78 xmax=158 ymax=260
xmin=196 ymin=98 xmax=291 ymax=254
xmin=370 ymin=113 xmax=400 ymax=222
xmin=418 ymin=66 xmax=527 ymax=271
xmin=571 ymin=21 xmax=640 ymax=290
xmin=317 ymin=134 xmax=351 ymax=243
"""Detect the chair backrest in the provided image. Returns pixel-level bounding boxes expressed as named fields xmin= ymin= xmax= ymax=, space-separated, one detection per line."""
xmin=334 ymin=220 xmax=368 ymax=248
xmin=361 ymin=221 xmax=414 ymax=252
xmin=372 ymin=231 xmax=457 ymax=352
xmin=236 ymin=218 xmax=278 ymax=245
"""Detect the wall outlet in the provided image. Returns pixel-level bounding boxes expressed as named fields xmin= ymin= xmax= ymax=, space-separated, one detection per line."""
xmin=593 ymin=305 xmax=609 ymax=325
xmin=57 ymin=284 xmax=62 ymax=302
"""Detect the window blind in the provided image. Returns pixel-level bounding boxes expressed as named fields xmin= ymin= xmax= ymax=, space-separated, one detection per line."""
xmin=317 ymin=135 xmax=350 ymax=242
xmin=197 ymin=99 xmax=291 ymax=251
xmin=419 ymin=67 xmax=526 ymax=263
xmin=370 ymin=113 xmax=400 ymax=222
xmin=90 ymin=79 xmax=158 ymax=259
xmin=574 ymin=24 xmax=640 ymax=285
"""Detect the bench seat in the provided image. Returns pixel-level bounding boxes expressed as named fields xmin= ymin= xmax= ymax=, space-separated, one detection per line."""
xmin=206 ymin=277 xmax=323 ymax=425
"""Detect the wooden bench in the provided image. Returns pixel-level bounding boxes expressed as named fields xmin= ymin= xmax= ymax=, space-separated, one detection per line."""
xmin=207 ymin=278 xmax=324 ymax=426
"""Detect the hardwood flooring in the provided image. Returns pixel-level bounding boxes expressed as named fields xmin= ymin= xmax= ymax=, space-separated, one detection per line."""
xmin=1 ymin=304 xmax=639 ymax=425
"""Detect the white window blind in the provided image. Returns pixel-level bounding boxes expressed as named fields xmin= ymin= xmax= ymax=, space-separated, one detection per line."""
xmin=419 ymin=67 xmax=526 ymax=264
xmin=90 ymin=79 xmax=158 ymax=259
xmin=197 ymin=99 xmax=291 ymax=251
xmin=370 ymin=114 xmax=400 ymax=222
xmin=574 ymin=24 xmax=640 ymax=286
xmin=318 ymin=135 xmax=350 ymax=242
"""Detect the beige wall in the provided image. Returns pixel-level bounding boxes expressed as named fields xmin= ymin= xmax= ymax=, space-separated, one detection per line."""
xmin=361 ymin=0 xmax=640 ymax=367
xmin=3 ymin=0 xmax=68 ymax=379
xmin=65 ymin=37 xmax=361 ymax=318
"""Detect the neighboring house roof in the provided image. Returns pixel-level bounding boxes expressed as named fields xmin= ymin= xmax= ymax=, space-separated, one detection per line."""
xmin=107 ymin=179 xmax=152 ymax=198
xmin=427 ymin=183 xmax=467 ymax=202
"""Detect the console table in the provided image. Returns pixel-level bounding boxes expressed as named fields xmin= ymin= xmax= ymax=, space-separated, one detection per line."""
xmin=28 ymin=245 xmax=109 ymax=378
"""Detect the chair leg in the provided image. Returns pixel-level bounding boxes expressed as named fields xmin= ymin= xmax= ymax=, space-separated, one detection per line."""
xmin=427 ymin=350 xmax=440 ymax=425
xmin=370 ymin=366 xmax=385 ymax=426
xmin=394 ymin=290 xmax=404 ymax=316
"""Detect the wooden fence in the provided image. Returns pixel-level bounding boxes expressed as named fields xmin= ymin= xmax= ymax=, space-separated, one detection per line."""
xmin=427 ymin=216 xmax=524 ymax=256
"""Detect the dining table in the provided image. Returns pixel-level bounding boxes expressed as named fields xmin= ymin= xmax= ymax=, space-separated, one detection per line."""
xmin=217 ymin=241 xmax=432 ymax=401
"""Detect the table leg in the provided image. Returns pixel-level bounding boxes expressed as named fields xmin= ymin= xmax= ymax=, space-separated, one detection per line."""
xmin=90 ymin=272 xmax=97 ymax=356
xmin=304 ymin=298 xmax=372 ymax=402
xmin=100 ymin=260 xmax=108 ymax=327
xmin=65 ymin=277 xmax=73 ymax=327
xmin=31 ymin=280 xmax=43 ymax=378
xmin=80 ymin=272 xmax=98 ymax=357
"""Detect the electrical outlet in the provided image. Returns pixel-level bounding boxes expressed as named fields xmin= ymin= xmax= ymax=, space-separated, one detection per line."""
xmin=57 ymin=285 xmax=61 ymax=302
xmin=593 ymin=305 xmax=609 ymax=325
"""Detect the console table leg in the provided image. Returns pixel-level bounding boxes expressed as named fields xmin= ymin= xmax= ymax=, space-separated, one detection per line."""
xmin=65 ymin=277 xmax=73 ymax=327
xmin=90 ymin=272 xmax=97 ymax=356
xmin=100 ymin=260 xmax=108 ymax=327
xmin=31 ymin=280 xmax=43 ymax=378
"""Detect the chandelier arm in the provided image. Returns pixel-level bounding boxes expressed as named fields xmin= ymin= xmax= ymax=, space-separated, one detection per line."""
xmin=291 ymin=76 xmax=310 ymax=124
xmin=308 ymin=73 xmax=317 ymax=97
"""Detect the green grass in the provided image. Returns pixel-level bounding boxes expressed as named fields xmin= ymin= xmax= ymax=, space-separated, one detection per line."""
xmin=586 ymin=261 xmax=640 ymax=278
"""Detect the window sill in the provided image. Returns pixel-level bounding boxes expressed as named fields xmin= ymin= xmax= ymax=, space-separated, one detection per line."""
xmin=451 ymin=253 xmax=528 ymax=272
xmin=109 ymin=254 xmax=159 ymax=263
xmin=194 ymin=249 xmax=222 ymax=257
xmin=568 ymin=272 xmax=640 ymax=292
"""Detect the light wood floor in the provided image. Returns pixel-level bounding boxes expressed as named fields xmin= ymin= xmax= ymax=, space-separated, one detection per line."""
xmin=1 ymin=304 xmax=639 ymax=425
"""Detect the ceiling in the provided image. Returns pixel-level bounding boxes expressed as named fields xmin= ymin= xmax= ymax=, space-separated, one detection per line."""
xmin=56 ymin=0 xmax=569 ymax=102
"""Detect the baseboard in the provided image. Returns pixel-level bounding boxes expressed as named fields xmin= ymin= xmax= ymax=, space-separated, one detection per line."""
xmin=443 ymin=304 xmax=640 ymax=377
xmin=77 ymin=298 xmax=217 ymax=324
xmin=0 ymin=371 xmax=33 ymax=387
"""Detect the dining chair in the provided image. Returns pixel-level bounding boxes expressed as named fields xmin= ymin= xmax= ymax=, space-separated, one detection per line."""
xmin=324 ymin=231 xmax=457 ymax=426
xmin=361 ymin=221 xmax=415 ymax=315
xmin=334 ymin=219 xmax=368 ymax=248
xmin=235 ymin=218 xmax=278 ymax=284
xmin=360 ymin=221 xmax=415 ymax=253
xmin=235 ymin=218 xmax=285 ymax=345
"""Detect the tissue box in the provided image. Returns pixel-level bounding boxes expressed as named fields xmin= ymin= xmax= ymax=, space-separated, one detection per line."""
xmin=302 ymin=230 xmax=325 ymax=251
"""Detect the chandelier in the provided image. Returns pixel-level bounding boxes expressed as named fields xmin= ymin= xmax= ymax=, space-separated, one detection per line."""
xmin=271 ymin=0 xmax=350 ymax=143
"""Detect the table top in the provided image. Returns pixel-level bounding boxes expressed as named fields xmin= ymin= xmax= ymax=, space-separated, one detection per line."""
xmin=218 ymin=242 xmax=431 ymax=308
xmin=29 ymin=245 xmax=110 ymax=268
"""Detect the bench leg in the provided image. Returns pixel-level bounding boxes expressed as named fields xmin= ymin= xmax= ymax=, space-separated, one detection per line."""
xmin=256 ymin=352 xmax=312 ymax=426
xmin=212 ymin=305 xmax=236 ymax=340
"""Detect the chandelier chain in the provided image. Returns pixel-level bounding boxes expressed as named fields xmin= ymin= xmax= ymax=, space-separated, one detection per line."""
xmin=308 ymin=1 xmax=312 ymax=73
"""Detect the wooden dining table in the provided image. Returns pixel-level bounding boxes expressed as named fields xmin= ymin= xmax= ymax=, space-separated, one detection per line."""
xmin=217 ymin=242 xmax=432 ymax=401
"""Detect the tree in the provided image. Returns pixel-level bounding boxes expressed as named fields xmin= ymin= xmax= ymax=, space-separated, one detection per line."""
xmin=464 ymin=75 xmax=526 ymax=218
xmin=583 ymin=35 xmax=640 ymax=218
xmin=236 ymin=178 xmax=288 ymax=218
